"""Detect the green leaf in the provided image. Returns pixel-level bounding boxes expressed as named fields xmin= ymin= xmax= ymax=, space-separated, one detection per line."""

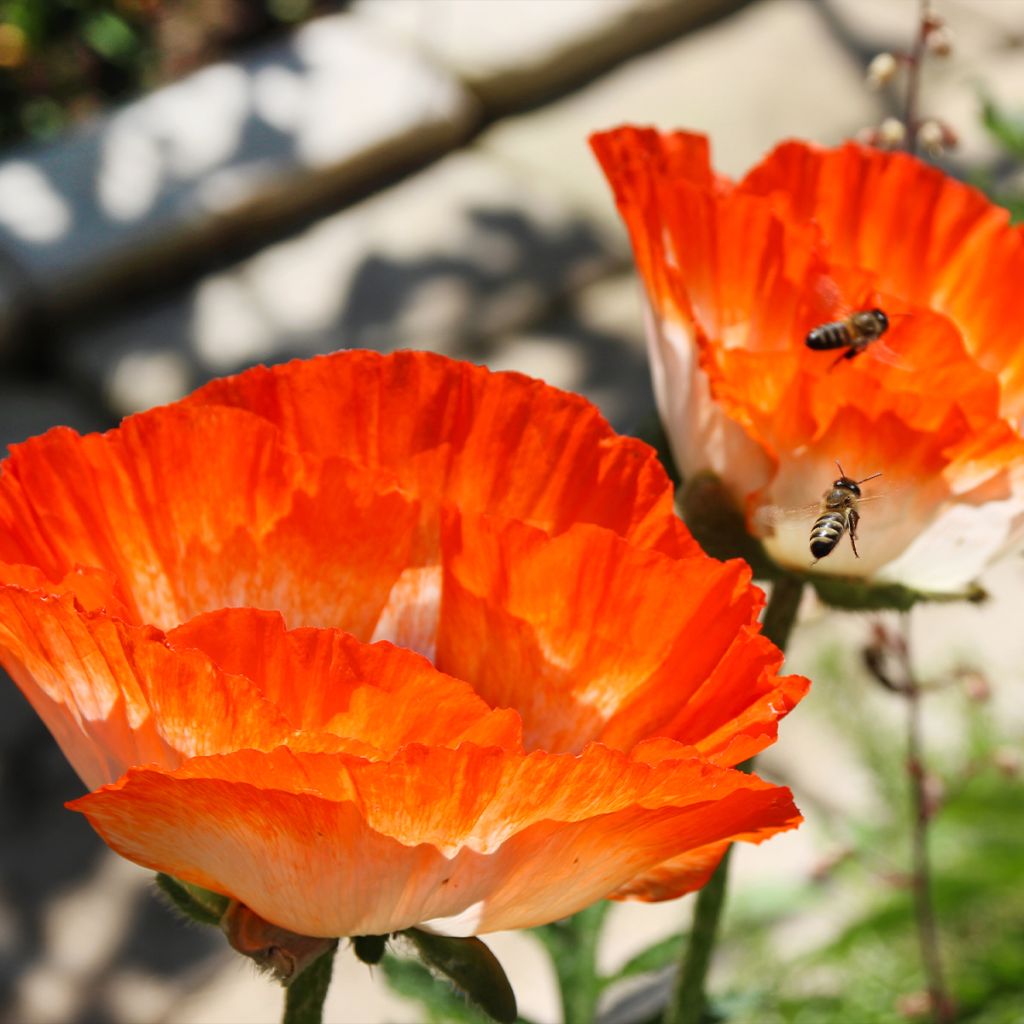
xmin=980 ymin=93 xmax=1024 ymax=159
xmin=403 ymin=929 xmax=518 ymax=1024
xmin=611 ymin=931 xmax=688 ymax=981
xmin=81 ymin=11 xmax=139 ymax=64
xmin=381 ymin=957 xmax=494 ymax=1023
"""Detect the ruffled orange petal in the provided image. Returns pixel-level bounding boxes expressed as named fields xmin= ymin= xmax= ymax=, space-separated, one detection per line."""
xmin=0 ymin=590 xmax=301 ymax=790
xmin=616 ymin=630 xmax=809 ymax=767
xmin=595 ymin=131 xmax=1007 ymax=468
xmin=739 ymin=140 xmax=1024 ymax=421
xmin=436 ymin=509 xmax=805 ymax=759
xmin=608 ymin=840 xmax=728 ymax=901
xmin=168 ymin=609 xmax=522 ymax=753
xmin=739 ymin=141 xmax=1001 ymax=303
xmin=70 ymin=742 xmax=799 ymax=937
xmin=592 ymin=128 xmax=827 ymax=353
xmin=0 ymin=562 xmax=131 ymax=618
xmin=0 ymin=406 xmax=419 ymax=635
xmin=183 ymin=350 xmax=697 ymax=560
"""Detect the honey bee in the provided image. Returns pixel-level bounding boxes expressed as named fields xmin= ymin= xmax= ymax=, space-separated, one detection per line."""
xmin=810 ymin=462 xmax=883 ymax=563
xmin=806 ymin=308 xmax=890 ymax=367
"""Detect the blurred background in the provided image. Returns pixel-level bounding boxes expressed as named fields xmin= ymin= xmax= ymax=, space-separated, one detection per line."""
xmin=0 ymin=1 xmax=1023 ymax=1021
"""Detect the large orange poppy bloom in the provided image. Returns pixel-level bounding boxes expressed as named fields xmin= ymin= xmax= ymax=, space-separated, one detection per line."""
xmin=0 ymin=351 xmax=806 ymax=938
xmin=592 ymin=128 xmax=1024 ymax=594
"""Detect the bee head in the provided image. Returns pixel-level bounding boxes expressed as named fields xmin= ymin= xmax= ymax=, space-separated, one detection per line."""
xmin=870 ymin=308 xmax=889 ymax=331
xmin=833 ymin=461 xmax=882 ymax=493
xmin=833 ymin=476 xmax=861 ymax=496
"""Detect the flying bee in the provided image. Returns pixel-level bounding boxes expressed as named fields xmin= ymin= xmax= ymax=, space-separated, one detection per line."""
xmin=810 ymin=462 xmax=883 ymax=563
xmin=806 ymin=308 xmax=890 ymax=368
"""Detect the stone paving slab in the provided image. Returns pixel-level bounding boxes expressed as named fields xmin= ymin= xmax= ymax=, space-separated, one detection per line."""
xmin=0 ymin=13 xmax=477 ymax=337
xmin=61 ymin=148 xmax=618 ymax=417
xmin=477 ymin=0 xmax=883 ymax=239
xmin=471 ymin=271 xmax=654 ymax=433
xmin=353 ymin=0 xmax=741 ymax=113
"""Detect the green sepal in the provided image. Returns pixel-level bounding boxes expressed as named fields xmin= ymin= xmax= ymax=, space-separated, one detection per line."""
xmin=677 ymin=471 xmax=988 ymax=611
xmin=353 ymin=934 xmax=388 ymax=965
xmin=154 ymin=873 xmax=229 ymax=927
xmin=402 ymin=928 xmax=518 ymax=1024
xmin=676 ymin=471 xmax=778 ymax=577
xmin=807 ymin=573 xmax=987 ymax=611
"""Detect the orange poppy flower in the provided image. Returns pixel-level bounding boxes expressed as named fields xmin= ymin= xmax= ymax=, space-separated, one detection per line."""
xmin=592 ymin=128 xmax=1024 ymax=595
xmin=0 ymin=350 xmax=806 ymax=938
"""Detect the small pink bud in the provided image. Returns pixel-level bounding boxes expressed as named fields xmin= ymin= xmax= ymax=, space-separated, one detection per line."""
xmin=959 ymin=669 xmax=991 ymax=703
xmin=867 ymin=52 xmax=899 ymax=88
xmin=922 ymin=772 xmax=946 ymax=818
xmin=926 ymin=25 xmax=953 ymax=56
xmin=896 ymin=990 xmax=932 ymax=1018
xmin=918 ymin=120 xmax=946 ymax=157
xmin=993 ymin=747 xmax=1022 ymax=778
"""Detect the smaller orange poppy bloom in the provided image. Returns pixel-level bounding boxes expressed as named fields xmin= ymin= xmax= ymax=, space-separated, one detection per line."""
xmin=0 ymin=351 xmax=807 ymax=938
xmin=592 ymin=127 xmax=1024 ymax=594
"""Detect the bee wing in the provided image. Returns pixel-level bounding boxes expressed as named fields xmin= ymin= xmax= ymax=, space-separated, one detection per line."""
xmin=803 ymin=274 xmax=855 ymax=326
xmin=752 ymin=500 xmax=823 ymax=532
xmin=862 ymin=338 xmax=912 ymax=370
xmin=752 ymin=489 xmax=895 ymax=534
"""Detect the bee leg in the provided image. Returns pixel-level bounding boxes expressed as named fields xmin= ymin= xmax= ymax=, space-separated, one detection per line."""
xmin=830 ymin=346 xmax=864 ymax=370
xmin=847 ymin=508 xmax=861 ymax=558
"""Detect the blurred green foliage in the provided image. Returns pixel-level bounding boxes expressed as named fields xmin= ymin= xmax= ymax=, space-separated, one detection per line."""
xmin=0 ymin=0 xmax=336 ymax=146
xmin=711 ymin=643 xmax=1024 ymax=1024
xmin=976 ymin=94 xmax=1024 ymax=223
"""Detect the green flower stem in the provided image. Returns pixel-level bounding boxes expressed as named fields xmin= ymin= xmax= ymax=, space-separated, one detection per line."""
xmin=898 ymin=617 xmax=955 ymax=1024
xmin=663 ymin=845 xmax=733 ymax=1024
xmin=283 ymin=944 xmax=337 ymax=1024
xmin=760 ymin=573 xmax=806 ymax=650
xmin=663 ymin=574 xmax=804 ymax=1024
xmin=538 ymin=902 xmax=610 ymax=1024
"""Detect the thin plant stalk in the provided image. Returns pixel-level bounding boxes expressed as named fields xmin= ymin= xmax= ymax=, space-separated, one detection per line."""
xmin=663 ymin=574 xmax=804 ymax=1024
xmin=283 ymin=944 xmax=337 ymax=1024
xmin=903 ymin=0 xmax=932 ymax=155
xmin=538 ymin=901 xmax=610 ymax=1024
xmin=898 ymin=617 xmax=955 ymax=1024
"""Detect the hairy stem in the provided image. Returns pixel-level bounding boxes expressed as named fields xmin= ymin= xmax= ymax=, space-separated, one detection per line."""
xmin=663 ymin=846 xmax=733 ymax=1024
xmin=761 ymin=574 xmax=805 ymax=650
xmin=663 ymin=575 xmax=804 ymax=1024
xmin=538 ymin=901 xmax=609 ymax=1024
xmin=900 ymin=618 xmax=955 ymax=1024
xmin=903 ymin=0 xmax=932 ymax=154
xmin=282 ymin=944 xmax=337 ymax=1024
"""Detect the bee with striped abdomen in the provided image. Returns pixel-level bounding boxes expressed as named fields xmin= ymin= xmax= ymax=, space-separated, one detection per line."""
xmin=806 ymin=308 xmax=890 ymax=367
xmin=810 ymin=462 xmax=883 ymax=563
